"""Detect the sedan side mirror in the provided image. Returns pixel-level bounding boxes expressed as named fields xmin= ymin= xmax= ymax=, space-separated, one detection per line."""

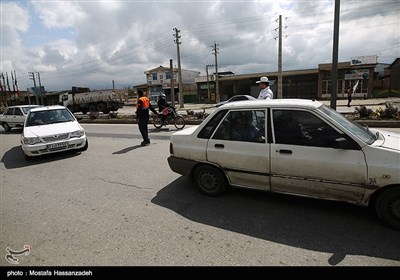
xmin=332 ymin=136 xmax=360 ymax=150
xmin=333 ymin=137 xmax=348 ymax=149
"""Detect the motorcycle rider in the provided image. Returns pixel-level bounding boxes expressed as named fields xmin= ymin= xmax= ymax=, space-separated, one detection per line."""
xmin=157 ymin=93 xmax=173 ymax=124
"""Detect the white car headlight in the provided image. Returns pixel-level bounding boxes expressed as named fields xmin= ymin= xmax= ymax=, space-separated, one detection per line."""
xmin=70 ymin=129 xmax=85 ymax=138
xmin=22 ymin=137 xmax=41 ymax=145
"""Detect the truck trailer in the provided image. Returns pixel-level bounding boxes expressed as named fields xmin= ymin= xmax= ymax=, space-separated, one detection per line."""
xmin=60 ymin=86 xmax=124 ymax=114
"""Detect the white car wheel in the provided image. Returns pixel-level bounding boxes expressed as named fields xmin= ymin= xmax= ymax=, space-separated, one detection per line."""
xmin=194 ymin=165 xmax=227 ymax=196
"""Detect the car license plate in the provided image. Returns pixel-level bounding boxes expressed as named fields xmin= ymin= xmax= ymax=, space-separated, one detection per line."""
xmin=47 ymin=142 xmax=68 ymax=149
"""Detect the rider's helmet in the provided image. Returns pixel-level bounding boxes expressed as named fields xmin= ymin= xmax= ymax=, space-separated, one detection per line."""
xmin=160 ymin=93 xmax=166 ymax=99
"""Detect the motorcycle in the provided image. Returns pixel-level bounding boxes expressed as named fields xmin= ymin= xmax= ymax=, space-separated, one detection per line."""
xmin=153 ymin=107 xmax=186 ymax=129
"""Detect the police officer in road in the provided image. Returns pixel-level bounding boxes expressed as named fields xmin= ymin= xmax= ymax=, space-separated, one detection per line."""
xmin=136 ymin=89 xmax=158 ymax=146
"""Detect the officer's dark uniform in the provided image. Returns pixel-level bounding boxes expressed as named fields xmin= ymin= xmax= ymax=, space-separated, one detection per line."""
xmin=136 ymin=92 xmax=157 ymax=146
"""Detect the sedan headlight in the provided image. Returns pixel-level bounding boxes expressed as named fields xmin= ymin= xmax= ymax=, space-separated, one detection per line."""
xmin=70 ymin=129 xmax=85 ymax=138
xmin=22 ymin=137 xmax=41 ymax=145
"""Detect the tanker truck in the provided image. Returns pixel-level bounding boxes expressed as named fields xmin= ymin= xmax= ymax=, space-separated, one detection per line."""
xmin=59 ymin=86 xmax=124 ymax=114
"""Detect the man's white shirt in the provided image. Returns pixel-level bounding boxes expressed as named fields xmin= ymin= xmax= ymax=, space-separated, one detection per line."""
xmin=258 ymin=87 xmax=273 ymax=99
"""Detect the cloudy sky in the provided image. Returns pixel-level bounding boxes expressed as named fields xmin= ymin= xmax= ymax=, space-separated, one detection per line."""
xmin=1 ymin=0 xmax=399 ymax=92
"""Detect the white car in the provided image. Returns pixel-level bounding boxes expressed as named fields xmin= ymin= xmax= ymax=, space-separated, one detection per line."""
xmin=21 ymin=105 xmax=88 ymax=159
xmin=167 ymin=99 xmax=400 ymax=230
xmin=215 ymin=94 xmax=256 ymax=108
xmin=0 ymin=105 xmax=40 ymax=132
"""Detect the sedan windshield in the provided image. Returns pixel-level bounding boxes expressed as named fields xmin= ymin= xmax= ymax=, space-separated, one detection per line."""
xmin=21 ymin=106 xmax=39 ymax=114
xmin=318 ymin=104 xmax=376 ymax=144
xmin=26 ymin=109 xmax=75 ymax=127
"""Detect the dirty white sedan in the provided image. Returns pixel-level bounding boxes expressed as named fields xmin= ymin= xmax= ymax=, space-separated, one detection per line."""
xmin=168 ymin=99 xmax=400 ymax=230
xmin=21 ymin=105 xmax=88 ymax=159
xmin=0 ymin=104 xmax=40 ymax=132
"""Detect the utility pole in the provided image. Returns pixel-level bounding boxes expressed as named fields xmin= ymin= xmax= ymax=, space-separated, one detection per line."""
xmin=212 ymin=42 xmax=219 ymax=102
xmin=278 ymin=15 xmax=283 ymax=99
xmin=37 ymin=72 xmax=44 ymax=105
xmin=275 ymin=15 xmax=286 ymax=99
xmin=28 ymin=72 xmax=36 ymax=105
xmin=173 ymin=27 xmax=184 ymax=108
xmin=330 ymin=0 xmax=341 ymax=110
xmin=206 ymin=64 xmax=215 ymax=103
xmin=170 ymin=59 xmax=175 ymax=106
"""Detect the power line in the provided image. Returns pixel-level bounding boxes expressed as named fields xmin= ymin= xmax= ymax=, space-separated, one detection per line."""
xmin=18 ymin=0 xmax=398 ymax=87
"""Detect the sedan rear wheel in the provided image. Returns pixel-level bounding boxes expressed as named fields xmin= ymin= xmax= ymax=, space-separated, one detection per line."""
xmin=194 ymin=165 xmax=227 ymax=196
xmin=2 ymin=122 xmax=11 ymax=132
xmin=375 ymin=187 xmax=400 ymax=230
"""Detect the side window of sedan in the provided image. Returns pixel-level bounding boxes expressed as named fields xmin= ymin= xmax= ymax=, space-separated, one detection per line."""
xmin=5 ymin=108 xmax=14 ymax=115
xmin=213 ymin=110 xmax=265 ymax=143
xmin=197 ymin=110 xmax=228 ymax=139
xmin=14 ymin=108 xmax=23 ymax=116
xmin=273 ymin=110 xmax=343 ymax=148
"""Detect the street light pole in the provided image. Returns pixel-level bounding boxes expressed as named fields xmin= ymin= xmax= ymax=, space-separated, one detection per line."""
xmin=330 ymin=0 xmax=341 ymax=110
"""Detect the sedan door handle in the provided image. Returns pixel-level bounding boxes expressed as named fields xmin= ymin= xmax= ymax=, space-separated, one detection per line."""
xmin=215 ymin=144 xmax=224 ymax=149
xmin=278 ymin=149 xmax=292 ymax=154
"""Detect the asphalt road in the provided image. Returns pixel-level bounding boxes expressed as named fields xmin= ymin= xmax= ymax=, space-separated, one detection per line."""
xmin=1 ymin=124 xmax=400 ymax=268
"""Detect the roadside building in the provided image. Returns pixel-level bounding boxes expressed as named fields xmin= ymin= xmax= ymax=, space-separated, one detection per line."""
xmin=195 ymin=55 xmax=396 ymax=103
xmin=384 ymin=58 xmax=400 ymax=92
xmin=196 ymin=69 xmax=319 ymax=102
xmin=143 ymin=65 xmax=200 ymax=104
xmin=318 ymin=55 xmax=390 ymax=100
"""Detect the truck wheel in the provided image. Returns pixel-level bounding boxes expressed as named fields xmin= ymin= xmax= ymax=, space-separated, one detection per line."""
xmin=375 ymin=187 xmax=400 ymax=230
xmin=81 ymin=108 xmax=88 ymax=114
xmin=97 ymin=102 xmax=106 ymax=112
xmin=89 ymin=105 xmax=97 ymax=112
xmin=2 ymin=122 xmax=11 ymax=132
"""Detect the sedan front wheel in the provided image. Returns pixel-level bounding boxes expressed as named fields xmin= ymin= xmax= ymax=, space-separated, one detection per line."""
xmin=375 ymin=187 xmax=400 ymax=230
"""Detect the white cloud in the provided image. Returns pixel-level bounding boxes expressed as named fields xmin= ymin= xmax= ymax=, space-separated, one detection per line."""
xmin=0 ymin=0 xmax=398 ymax=91
xmin=32 ymin=1 xmax=86 ymax=29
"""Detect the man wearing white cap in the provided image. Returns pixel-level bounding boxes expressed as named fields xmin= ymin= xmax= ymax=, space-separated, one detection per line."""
xmin=256 ymin=76 xmax=274 ymax=100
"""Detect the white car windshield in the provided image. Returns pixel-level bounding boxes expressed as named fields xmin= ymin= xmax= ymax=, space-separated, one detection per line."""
xmin=26 ymin=109 xmax=75 ymax=127
xmin=21 ymin=106 xmax=39 ymax=114
xmin=318 ymin=104 xmax=376 ymax=144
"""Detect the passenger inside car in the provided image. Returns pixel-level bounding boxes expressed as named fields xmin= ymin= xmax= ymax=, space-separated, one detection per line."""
xmin=213 ymin=111 xmax=265 ymax=143
xmin=26 ymin=112 xmax=46 ymax=126
xmin=231 ymin=113 xmax=256 ymax=141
